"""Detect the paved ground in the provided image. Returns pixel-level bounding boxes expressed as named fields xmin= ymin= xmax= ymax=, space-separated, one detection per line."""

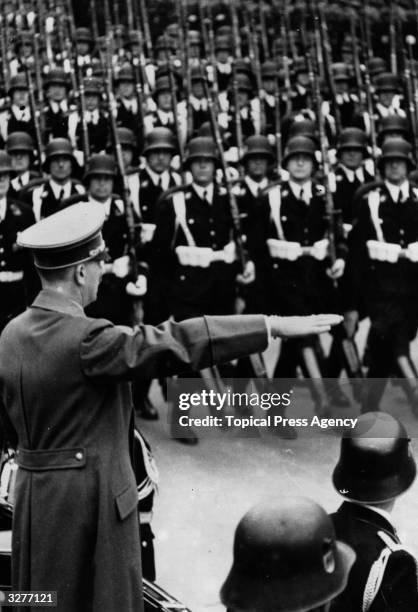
xmin=140 ymin=322 xmax=418 ymax=611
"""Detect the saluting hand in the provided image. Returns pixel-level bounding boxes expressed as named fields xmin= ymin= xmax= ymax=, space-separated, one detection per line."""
xmin=269 ymin=314 xmax=343 ymax=338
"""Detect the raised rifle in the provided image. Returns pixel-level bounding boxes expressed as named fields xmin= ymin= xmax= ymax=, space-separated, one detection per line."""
xmin=405 ymin=36 xmax=418 ymax=163
xmin=131 ymin=32 xmax=146 ymax=145
xmin=138 ymin=0 xmax=153 ymax=61
xmin=232 ymin=61 xmax=244 ymax=160
xmin=163 ymin=33 xmax=184 ymax=165
xmin=103 ymin=37 xmax=140 ymax=283
xmin=0 ymin=16 xmax=10 ymax=93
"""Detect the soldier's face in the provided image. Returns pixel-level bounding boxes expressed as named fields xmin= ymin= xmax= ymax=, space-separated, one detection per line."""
xmin=287 ymin=154 xmax=314 ymax=181
xmin=340 ymin=148 xmax=363 ymax=169
xmin=122 ymin=146 xmax=134 ymax=168
xmin=190 ymin=158 xmax=215 ymax=185
xmin=237 ymin=90 xmax=249 ymax=108
xmin=147 ymin=149 xmax=172 ymax=173
xmin=335 ymin=80 xmax=349 ymax=94
xmin=246 ymin=156 xmax=268 ymax=180
xmin=11 ymin=152 xmax=30 ymax=172
xmin=378 ymin=91 xmax=395 ymax=107
xmin=76 ymin=41 xmax=90 ymax=55
xmin=189 ymin=44 xmax=201 ymax=59
xmin=12 ymin=89 xmax=29 ymax=107
xmin=216 ymin=50 xmax=229 ymax=63
xmin=118 ymin=81 xmax=134 ymax=98
xmin=20 ymin=43 xmax=33 ymax=58
xmin=85 ymin=95 xmax=100 ymax=111
xmin=157 ymin=91 xmax=173 ymax=111
xmin=89 ymin=175 xmax=114 ymax=201
xmin=383 ymin=158 xmax=408 ymax=184
xmin=191 ymin=81 xmax=204 ymax=99
xmin=296 ymin=72 xmax=310 ymax=87
xmin=262 ymin=78 xmax=276 ymax=94
xmin=49 ymin=156 xmax=73 ymax=181
xmin=47 ymin=84 xmax=67 ymax=102
xmin=0 ymin=172 xmax=10 ymax=198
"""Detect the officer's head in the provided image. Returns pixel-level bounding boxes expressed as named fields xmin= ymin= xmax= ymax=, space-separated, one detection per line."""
xmin=375 ymin=73 xmax=400 ymax=108
xmin=294 ymin=59 xmax=309 ymax=88
xmin=220 ymin=497 xmax=355 ymax=612
xmin=17 ymin=203 xmax=107 ymax=307
xmin=332 ymin=63 xmax=350 ymax=95
xmin=144 ymin=128 xmax=177 ymax=174
xmin=184 ymin=137 xmax=219 ymax=186
xmin=75 ymin=28 xmax=92 ymax=56
xmin=215 ymin=35 xmax=232 ymax=63
xmin=333 ymin=412 xmax=416 ymax=505
xmin=0 ymin=152 xmax=12 ymax=198
xmin=188 ymin=31 xmax=202 ymax=59
xmin=283 ymin=136 xmax=317 ymax=183
xmin=190 ymin=69 xmax=205 ymax=99
xmin=6 ymin=132 xmax=34 ymax=174
xmin=157 ymin=88 xmax=173 ymax=112
xmin=378 ymin=138 xmax=415 ymax=185
xmin=242 ymin=136 xmax=274 ymax=181
xmin=85 ymin=154 xmax=116 ymax=203
xmin=44 ymin=139 xmax=77 ymax=183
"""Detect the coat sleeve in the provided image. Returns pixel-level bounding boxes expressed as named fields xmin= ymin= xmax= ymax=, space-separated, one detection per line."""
xmin=80 ymin=314 xmax=268 ymax=380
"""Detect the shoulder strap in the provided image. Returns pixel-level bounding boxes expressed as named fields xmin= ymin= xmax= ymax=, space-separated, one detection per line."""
xmin=268 ymin=185 xmax=284 ymax=240
xmin=367 ymin=190 xmax=385 ymax=242
xmin=172 ymin=191 xmax=196 ymax=247
xmin=363 ymin=530 xmax=418 ymax=612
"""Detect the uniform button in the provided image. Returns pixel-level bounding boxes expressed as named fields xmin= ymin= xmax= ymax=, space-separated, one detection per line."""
xmin=180 ymin=275 xmax=185 ymax=281
xmin=400 ymin=229 xmax=405 ymax=235
xmin=143 ymin=205 xmax=147 ymax=210
xmin=0 ymin=248 xmax=3 ymax=253
xmin=210 ymin=230 xmax=215 ymax=236
xmin=273 ymin=263 xmax=278 ymax=269
xmin=212 ymin=244 xmax=217 ymax=249
xmin=304 ymin=228 xmax=308 ymax=233
xmin=75 ymin=452 xmax=83 ymax=461
xmin=0 ymin=261 xmax=5 ymax=267
xmin=304 ymin=241 xmax=309 ymax=246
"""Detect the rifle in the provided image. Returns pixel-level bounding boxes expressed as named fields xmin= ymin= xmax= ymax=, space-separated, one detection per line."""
xmin=163 ymin=34 xmax=184 ymax=165
xmin=258 ymin=0 xmax=270 ymax=60
xmin=349 ymin=10 xmax=365 ymax=114
xmin=0 ymin=16 xmax=10 ymax=94
xmin=405 ymin=36 xmax=418 ymax=162
xmin=274 ymin=78 xmax=283 ymax=173
xmin=90 ymin=0 xmax=99 ymax=40
xmin=131 ymin=32 xmax=146 ymax=145
xmin=22 ymin=59 xmax=44 ymax=172
xmin=317 ymin=2 xmax=342 ymax=136
xmin=229 ymin=0 xmax=242 ymax=60
xmin=247 ymin=6 xmax=266 ymax=135
xmin=231 ymin=61 xmax=244 ymax=160
xmin=138 ymin=0 xmax=153 ymax=61
xmin=202 ymin=69 xmax=267 ymax=380
xmin=389 ymin=0 xmax=397 ymax=74
xmin=103 ymin=36 xmax=140 ymax=283
xmin=362 ymin=61 xmax=378 ymax=172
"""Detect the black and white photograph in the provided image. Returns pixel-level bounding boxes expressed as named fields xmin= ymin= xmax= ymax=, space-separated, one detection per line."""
xmin=1 ymin=1 xmax=418 ymax=611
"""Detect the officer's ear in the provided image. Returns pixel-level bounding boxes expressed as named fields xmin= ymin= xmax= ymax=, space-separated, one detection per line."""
xmin=74 ymin=263 xmax=87 ymax=287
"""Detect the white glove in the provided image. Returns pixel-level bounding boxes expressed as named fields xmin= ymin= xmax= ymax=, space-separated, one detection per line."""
xmin=176 ymin=246 xmax=213 ymax=267
xmin=112 ymin=255 xmax=130 ymax=278
xmin=406 ymin=242 xmax=418 ymax=262
xmin=327 ymin=258 xmax=345 ymax=279
xmin=311 ymin=239 xmax=329 ymax=261
xmin=236 ymin=260 xmax=255 ymax=285
xmin=267 ymin=239 xmax=302 ymax=261
xmin=367 ymin=240 xmax=401 ymax=263
xmin=126 ymin=275 xmax=147 ymax=297
xmin=140 ymin=223 xmax=156 ymax=244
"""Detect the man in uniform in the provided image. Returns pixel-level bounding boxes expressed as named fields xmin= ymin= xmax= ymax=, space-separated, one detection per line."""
xmin=0 ymin=74 xmax=35 ymax=145
xmin=43 ymin=68 xmax=78 ymax=142
xmin=0 ymin=151 xmax=35 ymax=333
xmin=258 ymin=136 xmax=347 ymax=411
xmin=344 ymin=138 xmax=418 ymax=411
xmin=22 ymin=138 xmax=84 ymax=221
xmin=6 ymin=132 xmax=41 ymax=197
xmin=0 ymin=201 xmax=342 ymax=611
xmin=69 ymin=77 xmax=110 ymax=157
xmin=330 ymin=412 xmax=418 ymax=611
xmin=221 ymin=497 xmax=355 ymax=612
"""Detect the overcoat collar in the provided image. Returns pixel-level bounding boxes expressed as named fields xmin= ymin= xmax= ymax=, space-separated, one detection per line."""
xmin=32 ymin=288 xmax=86 ymax=318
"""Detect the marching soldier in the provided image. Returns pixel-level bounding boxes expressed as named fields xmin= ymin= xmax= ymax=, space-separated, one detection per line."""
xmin=344 ymin=138 xmax=418 ymax=412
xmin=334 ymin=128 xmax=374 ymax=229
xmin=21 ymin=138 xmax=84 ymax=221
xmin=75 ymin=27 xmax=93 ymax=74
xmin=330 ymin=412 xmax=418 ymax=611
xmin=183 ymin=67 xmax=211 ymax=138
xmin=43 ymin=68 xmax=78 ymax=142
xmin=221 ymin=497 xmax=355 ymax=612
xmin=6 ymin=132 xmax=41 ymax=197
xmin=69 ymin=77 xmax=110 ymax=156
xmin=331 ymin=63 xmax=359 ymax=129
xmin=0 ymin=151 xmax=35 ymax=333
xmin=152 ymin=136 xmax=255 ymax=323
xmin=258 ymin=136 xmax=347 ymax=410
xmin=219 ymin=73 xmax=260 ymax=156
xmin=377 ymin=115 xmax=410 ymax=147
xmin=115 ymin=65 xmax=143 ymax=149
xmin=0 ymin=74 xmax=35 ymax=145
xmin=214 ymin=35 xmax=233 ymax=92
xmin=143 ymin=75 xmax=187 ymax=147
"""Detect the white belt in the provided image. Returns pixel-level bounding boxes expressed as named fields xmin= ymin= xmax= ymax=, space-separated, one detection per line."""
xmin=140 ymin=223 xmax=156 ymax=244
xmin=175 ymin=242 xmax=237 ymax=267
xmin=139 ymin=511 xmax=153 ymax=524
xmin=367 ymin=240 xmax=418 ymax=263
xmin=0 ymin=271 xmax=24 ymax=282
xmin=267 ymin=238 xmax=329 ymax=261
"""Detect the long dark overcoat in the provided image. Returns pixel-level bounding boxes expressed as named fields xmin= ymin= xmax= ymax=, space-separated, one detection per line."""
xmin=0 ymin=288 xmax=268 ymax=611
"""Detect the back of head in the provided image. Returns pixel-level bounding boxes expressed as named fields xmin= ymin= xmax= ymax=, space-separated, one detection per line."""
xmin=332 ymin=412 xmax=416 ymax=504
xmin=220 ymin=497 xmax=355 ymax=612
